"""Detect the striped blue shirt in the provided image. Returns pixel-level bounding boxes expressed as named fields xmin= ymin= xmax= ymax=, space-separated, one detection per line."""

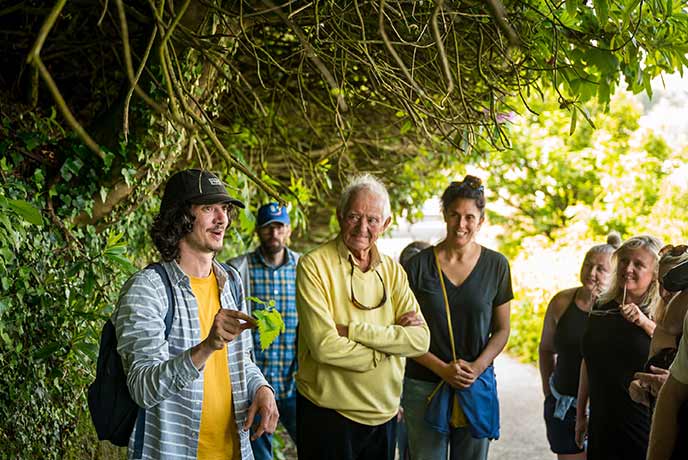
xmin=113 ymin=260 xmax=269 ymax=460
xmin=247 ymin=249 xmax=299 ymax=401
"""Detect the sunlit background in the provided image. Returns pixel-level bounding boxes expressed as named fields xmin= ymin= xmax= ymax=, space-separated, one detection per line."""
xmin=379 ymin=72 xmax=688 ymax=363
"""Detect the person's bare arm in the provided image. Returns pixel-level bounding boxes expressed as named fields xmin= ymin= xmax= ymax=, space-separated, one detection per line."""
xmin=538 ymin=289 xmax=573 ymax=397
xmin=413 ymin=352 xmax=463 ymax=387
xmin=575 ymin=359 xmax=590 ymax=448
xmin=647 ymin=375 xmax=688 ymax=460
xmin=466 ymin=301 xmax=511 ymax=377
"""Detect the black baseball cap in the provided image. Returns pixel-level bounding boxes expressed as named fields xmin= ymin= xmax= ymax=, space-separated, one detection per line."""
xmin=160 ymin=169 xmax=245 ymax=213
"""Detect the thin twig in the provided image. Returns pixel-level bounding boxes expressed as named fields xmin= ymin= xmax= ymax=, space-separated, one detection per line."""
xmin=97 ymin=0 xmax=109 ymax=27
xmin=264 ymin=0 xmax=348 ymax=112
xmin=485 ymin=0 xmax=520 ymax=47
xmin=430 ymin=0 xmax=453 ymax=104
xmin=123 ymin=26 xmax=157 ymax=141
xmin=27 ymin=0 xmax=106 ymax=160
xmin=379 ymin=0 xmax=425 ymax=98
xmin=115 ymin=0 xmax=194 ymax=130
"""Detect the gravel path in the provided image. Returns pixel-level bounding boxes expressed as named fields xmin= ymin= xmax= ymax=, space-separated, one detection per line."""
xmin=489 ymin=353 xmax=555 ymax=460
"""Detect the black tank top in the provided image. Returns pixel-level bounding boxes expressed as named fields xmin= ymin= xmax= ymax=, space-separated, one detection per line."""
xmin=552 ymin=291 xmax=588 ymax=396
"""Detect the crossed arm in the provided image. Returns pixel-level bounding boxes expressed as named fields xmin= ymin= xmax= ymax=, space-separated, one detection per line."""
xmin=296 ymin=257 xmax=430 ymax=372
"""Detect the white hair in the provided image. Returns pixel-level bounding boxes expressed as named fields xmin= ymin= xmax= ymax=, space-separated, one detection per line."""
xmin=337 ymin=174 xmax=391 ymax=220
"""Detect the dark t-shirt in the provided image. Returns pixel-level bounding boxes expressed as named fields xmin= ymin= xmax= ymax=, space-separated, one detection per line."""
xmin=582 ymin=299 xmax=651 ymax=460
xmin=404 ymin=246 xmax=514 ymax=383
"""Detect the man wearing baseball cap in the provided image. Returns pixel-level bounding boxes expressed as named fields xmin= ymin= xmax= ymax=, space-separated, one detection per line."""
xmin=229 ymin=202 xmax=300 ymax=460
xmin=113 ymin=169 xmax=278 ymax=459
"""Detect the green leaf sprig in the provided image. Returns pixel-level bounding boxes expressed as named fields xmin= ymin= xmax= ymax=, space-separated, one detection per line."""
xmin=247 ymin=297 xmax=285 ymax=350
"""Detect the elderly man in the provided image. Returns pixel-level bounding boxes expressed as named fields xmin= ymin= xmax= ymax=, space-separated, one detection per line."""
xmin=295 ymin=174 xmax=431 ymax=460
xmin=114 ymin=169 xmax=278 ymax=459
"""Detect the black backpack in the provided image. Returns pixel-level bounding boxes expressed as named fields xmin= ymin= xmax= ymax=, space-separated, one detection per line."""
xmin=87 ymin=263 xmax=242 ymax=450
xmin=87 ymin=263 xmax=174 ymax=449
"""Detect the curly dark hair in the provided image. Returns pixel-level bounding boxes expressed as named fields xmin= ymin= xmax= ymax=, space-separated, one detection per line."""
xmin=150 ymin=202 xmax=196 ymax=262
xmin=440 ymin=174 xmax=486 ymax=216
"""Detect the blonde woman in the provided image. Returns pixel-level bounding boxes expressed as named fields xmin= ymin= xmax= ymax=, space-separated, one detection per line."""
xmin=538 ymin=233 xmax=619 ymax=460
xmin=575 ymin=235 xmax=662 ymax=460
xmin=629 ymin=246 xmax=688 ymax=407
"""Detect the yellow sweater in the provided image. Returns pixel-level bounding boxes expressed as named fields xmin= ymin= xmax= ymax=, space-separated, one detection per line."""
xmin=296 ymin=237 xmax=430 ymax=425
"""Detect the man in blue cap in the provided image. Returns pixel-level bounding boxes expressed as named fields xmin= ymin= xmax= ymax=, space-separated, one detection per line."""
xmin=228 ymin=202 xmax=300 ymax=459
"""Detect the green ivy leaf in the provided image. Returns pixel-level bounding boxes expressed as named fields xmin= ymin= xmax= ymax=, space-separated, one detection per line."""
xmin=593 ymin=0 xmax=608 ymax=25
xmin=106 ymin=253 xmax=137 ymax=274
xmin=400 ymin=120 xmax=412 ymax=135
xmin=75 ymin=341 xmax=99 ymax=360
xmin=33 ymin=343 xmax=62 ymax=360
xmin=252 ymin=307 xmax=284 ymax=351
xmin=7 ymin=199 xmax=43 ymax=226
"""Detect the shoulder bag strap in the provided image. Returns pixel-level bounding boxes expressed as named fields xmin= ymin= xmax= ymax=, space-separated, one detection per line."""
xmin=433 ymin=246 xmax=457 ymax=362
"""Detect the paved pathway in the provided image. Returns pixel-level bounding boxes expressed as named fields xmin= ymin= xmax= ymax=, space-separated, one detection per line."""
xmin=490 ymin=353 xmax=555 ymax=460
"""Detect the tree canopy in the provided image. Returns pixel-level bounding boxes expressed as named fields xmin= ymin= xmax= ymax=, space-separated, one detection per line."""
xmin=3 ymin=0 xmax=688 ymax=235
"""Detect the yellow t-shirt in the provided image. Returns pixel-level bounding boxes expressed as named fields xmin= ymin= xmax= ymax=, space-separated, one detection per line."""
xmin=191 ymin=272 xmax=239 ymax=460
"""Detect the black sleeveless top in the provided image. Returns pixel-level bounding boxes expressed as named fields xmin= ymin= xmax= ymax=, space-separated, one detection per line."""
xmin=582 ymin=299 xmax=651 ymax=460
xmin=551 ymin=291 xmax=588 ymax=396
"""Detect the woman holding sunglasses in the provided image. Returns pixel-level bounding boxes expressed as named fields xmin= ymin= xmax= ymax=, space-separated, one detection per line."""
xmin=538 ymin=233 xmax=619 ymax=460
xmin=575 ymin=235 xmax=663 ymax=460
xmin=401 ymin=176 xmax=513 ymax=460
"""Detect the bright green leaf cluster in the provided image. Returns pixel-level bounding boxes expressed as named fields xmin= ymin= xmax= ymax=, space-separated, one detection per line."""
xmin=249 ymin=299 xmax=285 ymax=351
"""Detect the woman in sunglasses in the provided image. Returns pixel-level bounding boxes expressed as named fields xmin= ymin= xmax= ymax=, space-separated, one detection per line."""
xmin=575 ymin=235 xmax=663 ymax=460
xmin=538 ymin=233 xmax=620 ymax=460
xmin=401 ymin=176 xmax=513 ymax=460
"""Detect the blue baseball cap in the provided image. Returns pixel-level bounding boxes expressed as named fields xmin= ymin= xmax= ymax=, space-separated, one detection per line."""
xmin=256 ymin=202 xmax=290 ymax=227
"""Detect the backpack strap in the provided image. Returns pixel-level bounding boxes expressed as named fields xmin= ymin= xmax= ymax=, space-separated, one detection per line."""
xmin=131 ymin=263 xmax=175 ymax=458
xmin=221 ymin=263 xmax=243 ymax=309
xmin=149 ymin=263 xmax=175 ymax=339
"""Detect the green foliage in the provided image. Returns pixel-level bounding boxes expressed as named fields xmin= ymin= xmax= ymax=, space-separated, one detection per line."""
xmin=0 ymin=118 xmax=151 ymax=458
xmin=480 ymin=90 xmax=683 ymax=257
xmin=517 ymin=0 xmax=688 ymax=110
xmin=507 ymin=285 xmax=549 ymax=364
xmin=249 ymin=298 xmax=285 ymax=351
